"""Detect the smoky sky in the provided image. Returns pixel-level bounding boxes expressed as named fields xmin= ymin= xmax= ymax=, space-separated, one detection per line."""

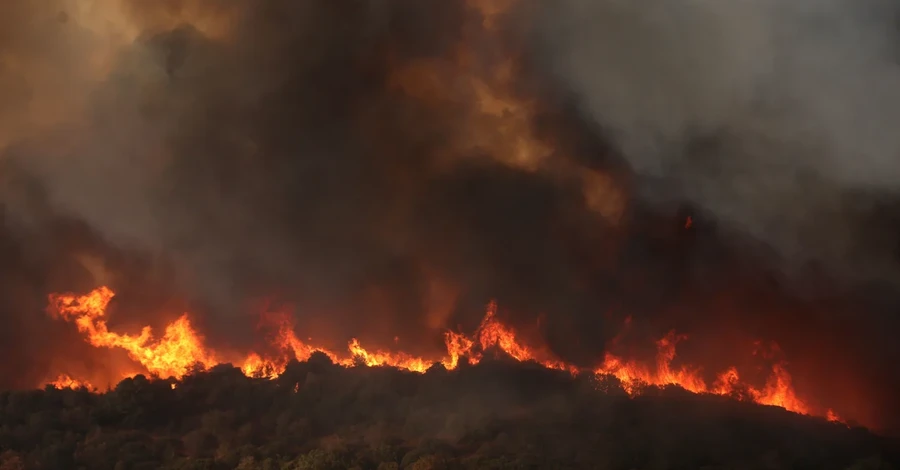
xmin=533 ymin=0 xmax=900 ymax=281
xmin=1 ymin=0 xmax=900 ymax=431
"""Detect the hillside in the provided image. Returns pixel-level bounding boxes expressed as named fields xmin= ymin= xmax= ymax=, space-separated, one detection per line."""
xmin=1 ymin=354 xmax=897 ymax=470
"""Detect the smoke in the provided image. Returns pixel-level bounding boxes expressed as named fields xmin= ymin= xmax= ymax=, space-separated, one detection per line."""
xmin=533 ymin=0 xmax=900 ymax=281
xmin=0 ymin=0 xmax=622 ymax=363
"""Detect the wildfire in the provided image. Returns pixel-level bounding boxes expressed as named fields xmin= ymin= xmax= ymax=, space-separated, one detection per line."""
xmin=34 ymin=0 xmax=844 ymax=427
xmin=45 ymin=285 xmax=843 ymax=425
xmin=48 ymin=374 xmax=93 ymax=391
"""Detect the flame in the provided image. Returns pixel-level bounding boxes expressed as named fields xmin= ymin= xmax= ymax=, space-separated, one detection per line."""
xmin=343 ymin=339 xmax=434 ymax=372
xmin=596 ymin=331 xmax=708 ymax=394
xmin=46 ymin=287 xmax=576 ymax=380
xmin=473 ymin=302 xmax=578 ymax=374
xmin=753 ymin=364 xmax=810 ymax=415
xmin=48 ymin=287 xmax=217 ymax=379
xmin=48 ymin=374 xmax=93 ymax=391
xmin=240 ymin=353 xmax=285 ymax=380
xmin=827 ymin=409 xmax=843 ymax=423
xmin=45 ymin=286 xmax=843 ymax=424
xmin=595 ymin=330 xmax=815 ymax=416
xmin=442 ymin=330 xmax=476 ymax=370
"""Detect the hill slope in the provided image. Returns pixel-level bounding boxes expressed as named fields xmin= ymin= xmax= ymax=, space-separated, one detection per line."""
xmin=1 ymin=355 xmax=897 ymax=470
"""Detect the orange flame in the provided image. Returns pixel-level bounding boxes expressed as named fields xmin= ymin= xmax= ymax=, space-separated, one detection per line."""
xmin=595 ymin=331 xmax=814 ymax=416
xmin=473 ymin=302 xmax=578 ymax=374
xmin=596 ymin=331 xmax=707 ymax=394
xmin=442 ymin=330 xmax=476 ymax=370
xmin=48 ymin=288 xmax=217 ymax=379
xmin=240 ymin=353 xmax=285 ymax=380
xmin=827 ymin=409 xmax=843 ymax=423
xmin=343 ymin=339 xmax=434 ymax=372
xmin=47 ymin=374 xmax=93 ymax=391
xmin=46 ymin=286 xmax=842 ymax=424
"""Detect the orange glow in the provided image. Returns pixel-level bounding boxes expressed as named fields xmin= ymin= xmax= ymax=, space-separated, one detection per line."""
xmin=46 ymin=286 xmax=843 ymax=425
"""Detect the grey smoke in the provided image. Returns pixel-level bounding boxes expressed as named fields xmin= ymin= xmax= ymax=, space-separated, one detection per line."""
xmin=535 ymin=0 xmax=900 ymax=280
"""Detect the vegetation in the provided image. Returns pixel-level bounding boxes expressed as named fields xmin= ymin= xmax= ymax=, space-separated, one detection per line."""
xmin=1 ymin=353 xmax=897 ymax=470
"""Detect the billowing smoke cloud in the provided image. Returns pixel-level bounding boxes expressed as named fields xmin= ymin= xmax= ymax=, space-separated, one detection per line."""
xmin=0 ymin=0 xmax=624 ymax=378
xmin=533 ymin=0 xmax=900 ymax=282
xmin=1 ymin=0 xmax=899 ymax=432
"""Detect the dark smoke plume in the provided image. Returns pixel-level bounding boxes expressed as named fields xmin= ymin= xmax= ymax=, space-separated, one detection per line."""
xmin=1 ymin=0 xmax=899 ymax=433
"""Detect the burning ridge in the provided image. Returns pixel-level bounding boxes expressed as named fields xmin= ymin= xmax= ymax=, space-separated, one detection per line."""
xmin=5 ymin=352 xmax=898 ymax=469
xmin=45 ymin=286 xmax=843 ymax=426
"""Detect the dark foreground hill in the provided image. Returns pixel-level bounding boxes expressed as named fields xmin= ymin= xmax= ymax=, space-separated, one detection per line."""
xmin=1 ymin=354 xmax=897 ymax=470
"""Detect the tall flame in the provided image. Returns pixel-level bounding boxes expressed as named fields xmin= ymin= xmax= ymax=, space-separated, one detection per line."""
xmin=49 ymin=287 xmax=217 ymax=380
